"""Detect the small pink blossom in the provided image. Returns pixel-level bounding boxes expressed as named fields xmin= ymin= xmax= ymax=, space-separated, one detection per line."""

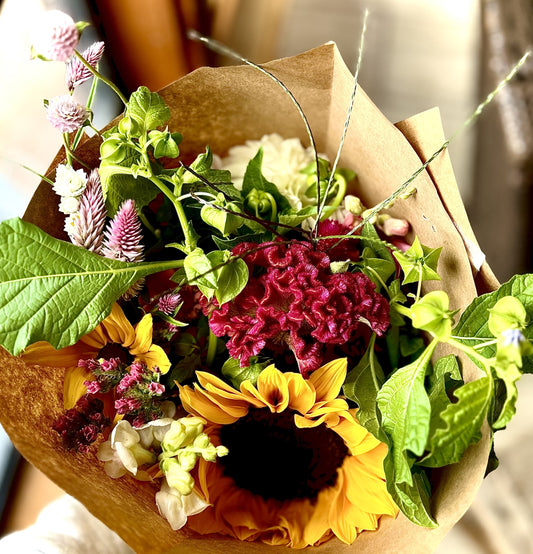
xmin=32 ymin=10 xmax=79 ymax=62
xmin=158 ymin=293 xmax=182 ymax=315
xmin=66 ymin=41 xmax=105 ymax=91
xmin=46 ymin=95 xmax=90 ymax=133
xmin=84 ymin=380 xmax=102 ymax=394
xmin=381 ymin=217 xmax=410 ymax=237
xmin=148 ymin=382 xmax=165 ymax=396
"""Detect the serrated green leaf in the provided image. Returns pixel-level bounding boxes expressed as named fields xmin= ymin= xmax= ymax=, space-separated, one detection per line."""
xmin=420 ymin=376 xmax=491 ymax=468
xmin=377 ymin=340 xmax=436 ymax=485
xmin=125 ymin=86 xmax=170 ymax=133
xmin=343 ymin=336 xmax=384 ymax=438
xmin=383 ymin=455 xmax=438 ymax=528
xmin=0 ymin=218 xmax=179 ymax=355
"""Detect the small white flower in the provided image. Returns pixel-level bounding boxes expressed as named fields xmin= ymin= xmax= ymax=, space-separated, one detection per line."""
xmin=137 ymin=417 xmax=175 ymax=450
xmin=155 ymin=477 xmax=209 ymax=531
xmin=219 ymin=133 xmax=321 ymax=210
xmin=53 ymin=164 xmax=88 ymax=197
xmin=58 ymin=195 xmax=80 ymax=214
xmin=97 ymin=420 xmax=155 ymax=478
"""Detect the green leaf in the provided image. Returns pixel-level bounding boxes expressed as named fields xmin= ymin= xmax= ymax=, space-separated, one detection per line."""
xmin=420 ymin=376 xmax=492 ymax=467
xmin=183 ymin=248 xmax=218 ymax=291
xmin=221 ymin=357 xmax=268 ymax=389
xmin=454 ymin=274 xmax=533 ymax=371
xmin=125 ymin=86 xmax=170 ymax=133
xmin=377 ymin=340 xmax=436 ymax=485
xmin=384 ymin=457 xmax=438 ymax=528
xmin=360 ymin=223 xmax=395 ymax=264
xmin=492 ymin=362 xmax=521 ymax=429
xmin=343 ymin=336 xmax=384 ymax=438
xmin=241 ymin=149 xmax=292 ymax=214
xmin=0 ymin=218 xmax=179 ymax=355
xmin=214 ymin=257 xmax=249 ymax=305
xmin=393 ymin=237 xmax=441 ymax=285
xmin=99 ymin=167 xmax=159 ymax=215
xmin=278 ymin=206 xmax=317 ymax=228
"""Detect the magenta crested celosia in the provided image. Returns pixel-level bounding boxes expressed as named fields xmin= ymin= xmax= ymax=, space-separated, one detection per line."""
xmin=31 ymin=9 xmax=79 ymax=62
xmin=46 ymin=95 xmax=90 ymax=133
xmin=101 ymin=199 xmax=144 ymax=263
xmin=66 ymin=169 xmax=107 ymax=252
xmin=66 ymin=41 xmax=105 ymax=91
xmin=206 ymin=235 xmax=390 ymax=376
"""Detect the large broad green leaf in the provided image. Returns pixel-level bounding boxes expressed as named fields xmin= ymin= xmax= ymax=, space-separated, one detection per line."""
xmin=420 ymin=376 xmax=491 ymax=467
xmin=0 ymin=218 xmax=179 ymax=355
xmin=376 ymin=340 xmax=436 ymax=485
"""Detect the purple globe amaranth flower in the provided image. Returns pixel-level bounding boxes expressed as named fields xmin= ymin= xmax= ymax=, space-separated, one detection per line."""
xmin=101 ymin=199 xmax=144 ymax=263
xmin=66 ymin=169 xmax=107 ymax=252
xmin=31 ymin=10 xmax=79 ymax=62
xmin=66 ymin=41 xmax=105 ymax=91
xmin=46 ymin=95 xmax=90 ymax=133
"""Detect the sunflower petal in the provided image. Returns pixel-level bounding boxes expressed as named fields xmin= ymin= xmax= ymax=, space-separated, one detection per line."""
xmin=240 ymin=366 xmax=289 ymax=412
xmin=63 ymin=366 xmax=91 ymax=409
xmin=178 ymin=384 xmax=245 ymax=424
xmin=309 ymin=358 xmax=347 ymax=402
xmin=100 ymin=303 xmax=136 ymax=346
xmin=285 ymin=372 xmax=316 ymax=414
xmin=129 ymin=314 xmax=155 ymax=355
xmin=136 ymin=344 xmax=171 ymax=374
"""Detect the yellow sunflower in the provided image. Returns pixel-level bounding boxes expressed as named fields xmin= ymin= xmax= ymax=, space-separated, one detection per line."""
xmin=178 ymin=359 xmax=398 ymax=548
xmin=22 ymin=303 xmax=170 ymax=408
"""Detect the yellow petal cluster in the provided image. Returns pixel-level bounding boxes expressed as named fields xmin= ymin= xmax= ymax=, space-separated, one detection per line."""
xmin=179 ymin=359 xmax=398 ymax=547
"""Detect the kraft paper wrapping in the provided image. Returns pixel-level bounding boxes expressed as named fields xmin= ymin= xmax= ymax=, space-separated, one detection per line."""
xmin=0 ymin=43 xmax=497 ymax=553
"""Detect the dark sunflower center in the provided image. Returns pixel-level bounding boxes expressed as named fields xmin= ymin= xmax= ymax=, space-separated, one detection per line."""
xmin=97 ymin=343 xmax=133 ymax=365
xmin=218 ymin=408 xmax=349 ymax=502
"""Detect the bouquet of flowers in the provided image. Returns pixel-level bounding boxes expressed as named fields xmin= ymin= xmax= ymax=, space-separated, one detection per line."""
xmin=0 ymin=10 xmax=530 ymax=553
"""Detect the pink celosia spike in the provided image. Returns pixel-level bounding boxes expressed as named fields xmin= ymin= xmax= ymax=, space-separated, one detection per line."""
xmin=101 ymin=199 xmax=144 ymax=263
xmin=67 ymin=169 xmax=107 ymax=252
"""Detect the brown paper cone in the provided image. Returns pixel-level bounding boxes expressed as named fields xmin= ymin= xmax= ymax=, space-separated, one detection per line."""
xmin=0 ymin=43 xmax=496 ymax=553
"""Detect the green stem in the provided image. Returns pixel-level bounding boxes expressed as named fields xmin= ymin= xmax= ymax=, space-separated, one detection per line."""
xmin=74 ymin=50 xmax=128 ymax=106
xmin=72 ymin=67 xmax=100 ymax=151
xmin=62 ymin=133 xmax=73 ymax=166
xmin=448 ymin=337 xmax=493 ymax=375
xmin=206 ymin=330 xmax=218 ymax=368
xmin=147 ymin=172 xmax=195 ymax=253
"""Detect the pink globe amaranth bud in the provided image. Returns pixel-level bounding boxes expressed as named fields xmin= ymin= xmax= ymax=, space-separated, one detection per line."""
xmin=46 ymin=95 xmax=89 ymax=133
xmin=32 ymin=10 xmax=79 ymax=62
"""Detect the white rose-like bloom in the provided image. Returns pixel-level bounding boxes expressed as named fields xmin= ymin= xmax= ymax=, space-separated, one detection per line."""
xmin=155 ymin=477 xmax=209 ymax=530
xmin=58 ymin=195 xmax=80 ymax=215
xmin=53 ymin=164 xmax=88 ymax=197
xmin=97 ymin=420 xmax=155 ymax=478
xmin=218 ymin=133 xmax=320 ymax=210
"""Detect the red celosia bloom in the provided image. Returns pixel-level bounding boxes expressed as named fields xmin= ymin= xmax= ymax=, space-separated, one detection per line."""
xmin=316 ymin=219 xmax=361 ymax=262
xmin=207 ymin=238 xmax=390 ymax=376
xmin=52 ymin=394 xmax=110 ymax=452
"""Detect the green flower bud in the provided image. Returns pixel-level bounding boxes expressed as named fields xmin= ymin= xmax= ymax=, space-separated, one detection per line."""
xmin=100 ymin=137 xmax=130 ymax=164
xmin=193 ymin=433 xmax=210 ymax=449
xmin=161 ymin=458 xmax=195 ymax=495
xmin=201 ymin=197 xmax=243 ymax=236
xmin=244 ymin=188 xmax=277 ymax=220
xmin=118 ymin=115 xmax=140 ymax=137
xmin=410 ymin=291 xmax=456 ymax=341
xmin=177 ymin=450 xmax=197 ymax=472
xmin=201 ymin=444 xmax=218 ymax=462
xmin=488 ymin=296 xmax=528 ymax=337
xmin=149 ymin=129 xmax=180 ymax=159
xmin=216 ymin=445 xmax=229 ymax=457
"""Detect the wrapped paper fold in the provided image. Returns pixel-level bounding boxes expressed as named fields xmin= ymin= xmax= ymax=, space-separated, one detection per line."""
xmin=0 ymin=43 xmax=498 ymax=553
